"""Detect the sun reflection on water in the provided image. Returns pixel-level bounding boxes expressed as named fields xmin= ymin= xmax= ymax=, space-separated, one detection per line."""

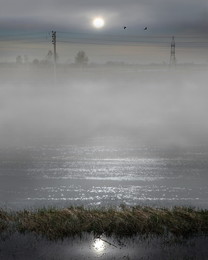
xmin=92 ymin=238 xmax=106 ymax=254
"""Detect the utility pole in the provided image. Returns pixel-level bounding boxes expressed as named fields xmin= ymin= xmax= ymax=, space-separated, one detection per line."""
xmin=52 ymin=31 xmax=57 ymax=63
xmin=170 ymin=36 xmax=176 ymax=67
xmin=52 ymin=31 xmax=57 ymax=84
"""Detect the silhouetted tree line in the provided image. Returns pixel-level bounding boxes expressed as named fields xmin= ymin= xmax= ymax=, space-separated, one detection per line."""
xmin=15 ymin=50 xmax=89 ymax=68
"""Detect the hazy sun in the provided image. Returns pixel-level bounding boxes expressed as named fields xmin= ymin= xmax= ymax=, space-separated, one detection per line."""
xmin=92 ymin=17 xmax=105 ymax=29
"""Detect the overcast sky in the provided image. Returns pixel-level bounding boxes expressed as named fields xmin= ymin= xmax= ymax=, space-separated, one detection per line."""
xmin=0 ymin=0 xmax=207 ymax=33
xmin=0 ymin=0 xmax=208 ymax=63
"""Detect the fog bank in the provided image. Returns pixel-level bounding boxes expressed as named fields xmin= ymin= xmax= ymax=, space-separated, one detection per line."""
xmin=0 ymin=67 xmax=208 ymax=148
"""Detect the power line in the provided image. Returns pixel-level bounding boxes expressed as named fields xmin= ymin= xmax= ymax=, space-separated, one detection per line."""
xmin=0 ymin=30 xmax=207 ymax=47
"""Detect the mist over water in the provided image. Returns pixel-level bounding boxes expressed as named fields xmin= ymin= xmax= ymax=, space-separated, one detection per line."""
xmin=0 ymin=66 xmax=208 ymax=210
xmin=1 ymin=66 xmax=208 ymax=259
xmin=1 ymin=67 xmax=208 ymax=148
xmin=1 ymin=1 xmax=208 ymax=256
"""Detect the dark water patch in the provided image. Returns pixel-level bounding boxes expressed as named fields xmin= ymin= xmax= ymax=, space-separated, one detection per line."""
xmin=0 ymin=232 xmax=208 ymax=260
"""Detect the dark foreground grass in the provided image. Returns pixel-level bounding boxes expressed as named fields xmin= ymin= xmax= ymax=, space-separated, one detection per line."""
xmin=0 ymin=206 xmax=208 ymax=240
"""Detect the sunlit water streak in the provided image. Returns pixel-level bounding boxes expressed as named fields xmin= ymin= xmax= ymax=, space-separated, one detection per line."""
xmin=0 ymin=137 xmax=208 ymax=209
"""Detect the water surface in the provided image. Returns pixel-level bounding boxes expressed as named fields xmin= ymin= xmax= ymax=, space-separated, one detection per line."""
xmin=0 ymin=136 xmax=208 ymax=209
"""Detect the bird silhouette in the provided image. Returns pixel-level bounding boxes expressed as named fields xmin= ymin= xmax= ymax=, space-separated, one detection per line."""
xmin=124 ymin=26 xmax=127 ymax=29
xmin=144 ymin=27 xmax=147 ymax=30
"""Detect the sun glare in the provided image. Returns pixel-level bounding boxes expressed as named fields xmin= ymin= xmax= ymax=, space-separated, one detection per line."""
xmin=92 ymin=17 xmax=105 ymax=29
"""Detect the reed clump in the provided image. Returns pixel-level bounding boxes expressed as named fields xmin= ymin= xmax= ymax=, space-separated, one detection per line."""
xmin=0 ymin=206 xmax=208 ymax=240
xmin=0 ymin=209 xmax=12 ymax=233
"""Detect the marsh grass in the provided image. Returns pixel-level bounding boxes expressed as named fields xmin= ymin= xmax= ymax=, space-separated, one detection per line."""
xmin=0 ymin=206 xmax=208 ymax=240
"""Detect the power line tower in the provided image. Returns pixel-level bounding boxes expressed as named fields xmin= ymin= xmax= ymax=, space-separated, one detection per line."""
xmin=52 ymin=31 xmax=57 ymax=64
xmin=52 ymin=31 xmax=57 ymax=84
xmin=170 ymin=36 xmax=176 ymax=67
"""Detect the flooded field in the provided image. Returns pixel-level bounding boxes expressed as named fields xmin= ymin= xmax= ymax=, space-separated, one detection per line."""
xmin=0 ymin=136 xmax=208 ymax=210
xmin=1 ymin=69 xmax=208 ymax=259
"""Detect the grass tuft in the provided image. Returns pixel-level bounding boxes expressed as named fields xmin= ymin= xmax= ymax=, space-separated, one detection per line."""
xmin=0 ymin=206 xmax=208 ymax=240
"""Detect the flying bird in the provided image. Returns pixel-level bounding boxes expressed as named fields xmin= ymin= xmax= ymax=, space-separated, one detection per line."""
xmin=124 ymin=26 xmax=127 ymax=29
xmin=144 ymin=27 xmax=148 ymax=30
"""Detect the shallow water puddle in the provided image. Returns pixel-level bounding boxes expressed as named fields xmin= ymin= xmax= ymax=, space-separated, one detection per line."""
xmin=1 ymin=233 xmax=208 ymax=259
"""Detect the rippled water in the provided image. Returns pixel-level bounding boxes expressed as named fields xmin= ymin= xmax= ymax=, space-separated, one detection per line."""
xmin=1 ymin=136 xmax=208 ymax=209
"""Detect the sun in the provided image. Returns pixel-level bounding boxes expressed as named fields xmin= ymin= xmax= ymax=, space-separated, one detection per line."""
xmin=92 ymin=17 xmax=105 ymax=29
